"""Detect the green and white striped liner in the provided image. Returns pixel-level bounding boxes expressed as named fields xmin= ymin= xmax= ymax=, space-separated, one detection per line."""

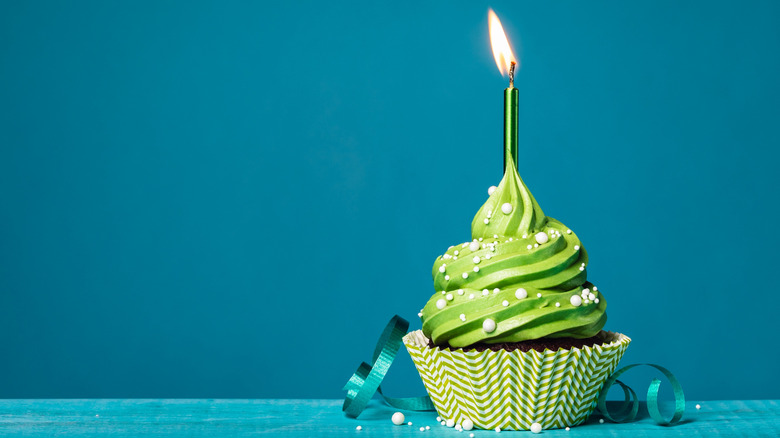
xmin=404 ymin=330 xmax=630 ymax=431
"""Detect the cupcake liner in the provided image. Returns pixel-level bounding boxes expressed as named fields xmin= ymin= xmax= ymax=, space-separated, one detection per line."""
xmin=403 ymin=330 xmax=630 ymax=431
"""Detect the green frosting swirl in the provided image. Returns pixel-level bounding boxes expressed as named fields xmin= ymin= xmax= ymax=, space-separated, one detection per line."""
xmin=421 ymin=164 xmax=607 ymax=348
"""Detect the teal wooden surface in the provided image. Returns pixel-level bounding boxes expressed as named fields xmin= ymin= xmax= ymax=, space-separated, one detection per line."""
xmin=0 ymin=399 xmax=777 ymax=437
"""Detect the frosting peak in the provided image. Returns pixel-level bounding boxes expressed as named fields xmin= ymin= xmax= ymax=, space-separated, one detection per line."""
xmin=471 ymin=163 xmax=546 ymax=240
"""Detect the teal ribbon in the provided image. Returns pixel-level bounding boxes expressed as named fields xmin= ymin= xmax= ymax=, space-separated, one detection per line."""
xmin=342 ymin=315 xmax=435 ymax=418
xmin=344 ymin=315 xmax=686 ymax=426
xmin=597 ymin=363 xmax=686 ymax=425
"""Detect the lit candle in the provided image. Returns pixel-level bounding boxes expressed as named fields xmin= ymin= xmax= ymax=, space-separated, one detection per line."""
xmin=488 ymin=9 xmax=519 ymax=173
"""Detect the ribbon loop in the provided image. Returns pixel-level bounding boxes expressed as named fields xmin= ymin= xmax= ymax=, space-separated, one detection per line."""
xmin=342 ymin=315 xmax=434 ymax=418
xmin=597 ymin=363 xmax=686 ymax=426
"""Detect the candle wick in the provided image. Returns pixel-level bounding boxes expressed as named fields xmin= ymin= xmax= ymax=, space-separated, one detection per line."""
xmin=509 ymin=62 xmax=516 ymax=88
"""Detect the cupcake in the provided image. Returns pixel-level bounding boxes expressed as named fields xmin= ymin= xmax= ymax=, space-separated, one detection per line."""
xmin=404 ymin=162 xmax=630 ymax=431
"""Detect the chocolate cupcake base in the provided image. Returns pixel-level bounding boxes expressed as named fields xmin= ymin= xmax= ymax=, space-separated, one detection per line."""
xmin=429 ymin=333 xmax=606 ymax=353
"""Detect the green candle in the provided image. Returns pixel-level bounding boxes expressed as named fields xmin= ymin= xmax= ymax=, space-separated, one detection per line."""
xmin=489 ymin=9 xmax=519 ymax=173
xmin=504 ymin=62 xmax=519 ymax=172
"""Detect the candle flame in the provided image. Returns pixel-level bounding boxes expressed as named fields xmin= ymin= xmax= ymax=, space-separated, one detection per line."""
xmin=488 ymin=9 xmax=518 ymax=77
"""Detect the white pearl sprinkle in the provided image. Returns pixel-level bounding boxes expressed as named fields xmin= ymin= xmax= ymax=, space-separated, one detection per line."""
xmin=392 ymin=412 xmax=405 ymax=425
xmin=527 ymin=245 xmax=533 ymax=250
xmin=508 ymin=237 xmax=513 ymax=241
xmin=593 ymin=286 xmax=598 ymax=291
xmin=418 ymin=312 xmax=422 ymax=317
xmin=419 ymin=426 xmax=425 ymax=431
xmin=570 ymin=295 xmax=583 ymax=307
xmin=495 ymin=427 xmax=501 ymax=432
xmin=574 ymin=245 xmax=580 ymax=250
xmin=442 ymin=254 xmax=451 ymax=260
xmin=483 ymin=318 xmax=496 ymax=333
xmin=444 ymin=275 xmax=450 ymax=281
xmin=599 ymin=419 xmax=605 ymax=424
xmin=483 ymin=218 xmax=489 ymax=224
xmin=579 ymin=266 xmax=585 ymax=271
xmin=446 ymin=293 xmax=454 ymax=301
xmin=567 ymin=229 xmax=572 ymax=234
xmin=439 ymin=265 xmax=446 ymax=273
xmin=458 ymin=289 xmax=464 ymax=295
xmin=473 ymin=256 xmax=480 ymax=264
xmin=493 ymin=234 xmax=498 ymax=238
xmin=425 ymin=426 xmax=430 ymax=430
xmin=470 ymin=434 xmax=475 ymax=438
xmin=453 ymin=256 xmax=458 ymax=260
xmin=565 ymin=427 xmax=570 ymax=431
xmin=493 ymin=288 xmax=500 ymax=294
xmin=469 ymin=241 xmax=480 ymax=251
xmin=555 ymin=302 xmax=561 ymax=307
xmin=485 ymin=254 xmax=491 ymax=259
xmin=537 ymin=293 xmax=542 ymax=298
xmin=501 ymin=203 xmax=513 ymax=214
xmin=482 ymin=289 xmax=489 ymax=296
xmin=469 ymin=294 xmax=475 ymax=299
xmin=436 ymin=298 xmax=447 ymax=309
xmin=696 ymin=404 xmax=701 ymax=410
xmin=408 ymin=422 xmax=413 ymax=426
xmin=488 ymin=185 xmax=497 ymax=195
xmin=535 ymin=232 xmax=549 ymax=244
xmin=595 ymin=298 xmax=600 ymax=303
xmin=436 ymin=417 xmax=441 ymax=422
xmin=462 ymin=272 xmax=469 ymax=278
xmin=462 ymin=419 xmax=474 ymax=431
xmin=446 ymin=419 xmax=455 ymax=428
xmin=588 ymin=293 xmax=595 ymax=300
xmin=441 ymin=421 xmax=446 ymax=426
xmin=515 ymin=288 xmax=528 ymax=299
xmin=583 ymin=288 xmax=589 ymax=294
xmin=502 ymin=300 xmax=509 ymax=307
xmin=522 ymin=234 xmax=527 ymax=239
xmin=530 ymin=422 xmax=542 ymax=433
xmin=473 ymin=266 xmax=479 ymax=272
xmin=356 ymin=425 xmax=362 ymax=430
xmin=534 ymin=243 xmax=539 ymax=248
xmin=460 ymin=314 xmax=466 ymax=321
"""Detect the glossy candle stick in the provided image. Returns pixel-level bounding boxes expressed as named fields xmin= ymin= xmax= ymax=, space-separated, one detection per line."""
xmin=503 ymin=62 xmax=519 ymax=172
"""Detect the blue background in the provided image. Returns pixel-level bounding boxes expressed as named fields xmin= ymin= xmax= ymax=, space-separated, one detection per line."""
xmin=1 ymin=1 xmax=779 ymax=400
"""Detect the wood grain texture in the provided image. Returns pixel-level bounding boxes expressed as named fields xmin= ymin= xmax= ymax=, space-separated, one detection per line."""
xmin=0 ymin=399 xmax=777 ymax=437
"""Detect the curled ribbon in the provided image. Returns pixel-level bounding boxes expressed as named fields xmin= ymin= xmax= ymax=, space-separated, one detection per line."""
xmin=344 ymin=315 xmax=685 ymax=426
xmin=342 ymin=315 xmax=434 ymax=418
xmin=597 ymin=363 xmax=686 ymax=425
